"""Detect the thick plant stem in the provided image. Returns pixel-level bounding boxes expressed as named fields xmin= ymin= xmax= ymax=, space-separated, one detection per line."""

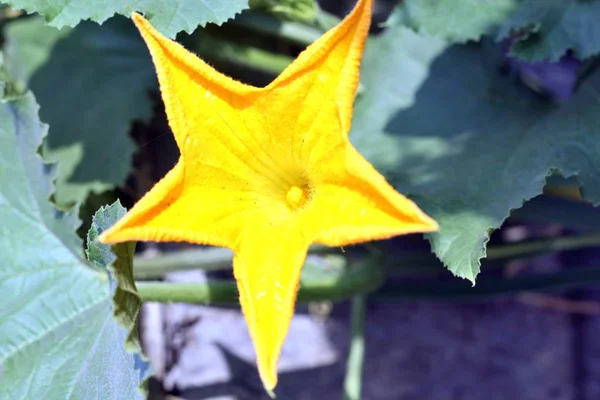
xmin=134 ymin=248 xmax=233 ymax=279
xmin=137 ymin=257 xmax=384 ymax=304
xmin=376 ymin=265 xmax=600 ymax=300
xmin=193 ymin=33 xmax=293 ymax=75
xmin=136 ymin=281 xmax=237 ymax=304
xmin=344 ymin=295 xmax=366 ymax=400
xmin=511 ymin=195 xmax=600 ymax=231
xmin=486 ymin=232 xmax=600 ymax=260
xmin=135 ymin=231 xmax=600 ymax=280
xmin=134 ymin=244 xmax=330 ymax=279
xmin=232 ymin=12 xmax=321 ymax=46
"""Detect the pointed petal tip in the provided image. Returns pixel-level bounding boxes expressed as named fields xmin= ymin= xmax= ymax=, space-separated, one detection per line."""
xmin=131 ymin=12 xmax=143 ymax=24
xmin=406 ymin=207 xmax=439 ymax=235
xmin=96 ymin=228 xmax=117 ymax=244
xmin=420 ymin=212 xmax=439 ymax=232
xmin=255 ymin=340 xmax=279 ymax=394
xmin=95 ymin=219 xmax=131 ymax=244
xmin=131 ymin=12 xmax=152 ymax=32
xmin=131 ymin=12 xmax=150 ymax=37
xmin=259 ymin=364 xmax=278 ymax=397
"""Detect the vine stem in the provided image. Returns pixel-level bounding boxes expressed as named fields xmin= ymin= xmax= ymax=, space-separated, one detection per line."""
xmin=486 ymin=232 xmax=600 ymax=260
xmin=134 ymin=245 xmax=329 ymax=279
xmin=376 ymin=265 xmax=600 ymax=301
xmin=232 ymin=12 xmax=321 ymax=46
xmin=344 ymin=295 xmax=366 ymax=400
xmin=136 ymin=257 xmax=384 ymax=304
xmin=134 ymin=233 xmax=600 ymax=279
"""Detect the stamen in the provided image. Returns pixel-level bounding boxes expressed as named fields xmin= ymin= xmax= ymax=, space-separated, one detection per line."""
xmin=286 ymin=185 xmax=308 ymax=210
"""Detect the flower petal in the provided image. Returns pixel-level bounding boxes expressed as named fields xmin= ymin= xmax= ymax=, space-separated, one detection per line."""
xmin=306 ymin=148 xmax=438 ymax=246
xmin=266 ymin=0 xmax=372 ymax=136
xmin=98 ymin=160 xmax=277 ymax=247
xmin=233 ymin=222 xmax=311 ymax=392
xmin=132 ymin=13 xmax=302 ymax=197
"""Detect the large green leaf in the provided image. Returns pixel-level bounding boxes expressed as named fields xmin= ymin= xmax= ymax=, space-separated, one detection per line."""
xmin=4 ymin=16 xmax=155 ymax=205
xmin=396 ymin=0 xmax=516 ymax=42
xmin=396 ymin=0 xmax=600 ymax=61
xmin=351 ymin=26 xmax=600 ymax=282
xmin=0 ymin=88 xmax=149 ymax=399
xmin=5 ymin=0 xmax=249 ymax=37
xmin=3 ymin=16 xmax=70 ymax=84
xmin=497 ymin=0 xmax=600 ymax=61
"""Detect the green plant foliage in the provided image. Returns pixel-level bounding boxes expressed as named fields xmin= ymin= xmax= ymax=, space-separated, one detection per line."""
xmin=3 ymin=15 xmax=70 ymax=84
xmin=4 ymin=16 xmax=155 ymax=206
xmin=0 ymin=87 xmax=149 ymax=399
xmin=396 ymin=0 xmax=516 ymax=42
xmin=5 ymin=0 xmax=249 ymax=37
xmin=249 ymin=0 xmax=315 ymax=22
xmin=0 ymin=52 xmax=20 ymax=98
xmin=397 ymin=0 xmax=600 ymax=61
xmin=0 ymin=54 xmax=6 ymax=97
xmin=86 ymin=201 xmax=143 ymax=353
xmin=351 ymin=26 xmax=600 ymax=282
xmin=497 ymin=0 xmax=600 ymax=61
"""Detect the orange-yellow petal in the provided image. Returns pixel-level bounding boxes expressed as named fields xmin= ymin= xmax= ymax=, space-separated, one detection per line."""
xmin=244 ymin=0 xmax=372 ymax=184
xmin=98 ymin=160 xmax=278 ymax=247
xmin=246 ymin=0 xmax=372 ymax=184
xmin=233 ymin=222 xmax=311 ymax=392
xmin=268 ymin=0 xmax=372 ymax=135
xmin=306 ymin=148 xmax=438 ymax=246
xmin=131 ymin=13 xmax=259 ymax=153
xmin=132 ymin=13 xmax=305 ymax=197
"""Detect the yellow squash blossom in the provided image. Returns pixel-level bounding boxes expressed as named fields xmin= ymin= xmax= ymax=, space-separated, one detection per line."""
xmin=99 ymin=0 xmax=437 ymax=392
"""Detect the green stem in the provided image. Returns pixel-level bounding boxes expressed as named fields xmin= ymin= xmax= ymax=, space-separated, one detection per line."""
xmin=232 ymin=12 xmax=321 ymax=46
xmin=136 ymin=281 xmax=237 ymax=304
xmin=136 ymin=257 xmax=384 ymax=304
xmin=134 ymin=231 xmax=600 ymax=281
xmin=486 ymin=232 xmax=600 ymax=260
xmin=376 ymin=265 xmax=600 ymax=301
xmin=344 ymin=295 xmax=366 ymax=400
xmin=511 ymin=195 xmax=600 ymax=231
xmin=133 ymin=244 xmax=330 ymax=279
xmin=384 ymin=231 xmax=600 ymax=277
xmin=134 ymin=248 xmax=233 ymax=279
xmin=193 ymin=34 xmax=293 ymax=75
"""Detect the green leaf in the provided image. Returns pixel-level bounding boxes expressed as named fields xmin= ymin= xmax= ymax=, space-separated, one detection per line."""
xmin=395 ymin=0 xmax=517 ymax=42
xmin=3 ymin=16 xmax=70 ymax=84
xmin=86 ymin=200 xmax=142 ymax=352
xmin=4 ymin=16 xmax=155 ymax=206
xmin=5 ymin=0 xmax=249 ymax=37
xmin=0 ymin=89 xmax=149 ymax=399
xmin=497 ymin=0 xmax=600 ymax=61
xmin=351 ymin=27 xmax=600 ymax=282
xmin=396 ymin=0 xmax=600 ymax=61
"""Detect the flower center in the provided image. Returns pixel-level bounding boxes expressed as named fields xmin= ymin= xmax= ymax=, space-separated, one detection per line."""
xmin=285 ymin=185 xmax=309 ymax=210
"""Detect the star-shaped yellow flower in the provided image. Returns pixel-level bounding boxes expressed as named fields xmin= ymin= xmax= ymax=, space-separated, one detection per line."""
xmin=100 ymin=0 xmax=437 ymax=392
